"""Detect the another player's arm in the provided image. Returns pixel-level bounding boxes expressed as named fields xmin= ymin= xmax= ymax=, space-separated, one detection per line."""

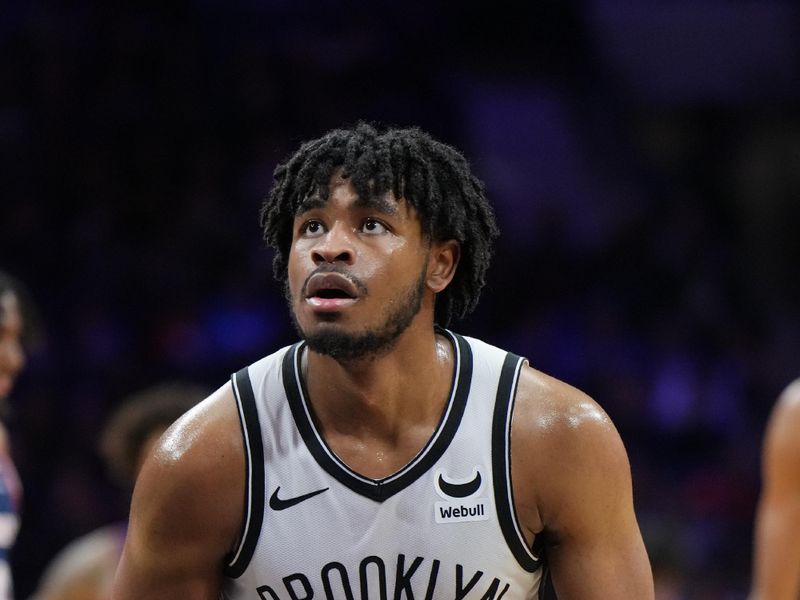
xmin=513 ymin=367 xmax=654 ymax=600
xmin=111 ymin=384 xmax=245 ymax=600
xmin=750 ymin=380 xmax=800 ymax=600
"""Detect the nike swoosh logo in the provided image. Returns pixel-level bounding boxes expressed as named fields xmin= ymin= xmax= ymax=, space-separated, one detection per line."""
xmin=269 ymin=486 xmax=329 ymax=511
xmin=438 ymin=472 xmax=482 ymax=498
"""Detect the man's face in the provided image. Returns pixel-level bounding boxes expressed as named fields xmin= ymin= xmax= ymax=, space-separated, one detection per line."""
xmin=0 ymin=292 xmax=25 ymax=400
xmin=286 ymin=174 xmax=431 ymax=361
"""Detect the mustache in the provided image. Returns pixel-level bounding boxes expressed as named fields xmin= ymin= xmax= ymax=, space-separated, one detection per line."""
xmin=300 ymin=265 xmax=369 ymax=297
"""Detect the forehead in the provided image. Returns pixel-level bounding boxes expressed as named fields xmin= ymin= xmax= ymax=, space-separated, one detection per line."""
xmin=295 ymin=174 xmax=410 ymax=218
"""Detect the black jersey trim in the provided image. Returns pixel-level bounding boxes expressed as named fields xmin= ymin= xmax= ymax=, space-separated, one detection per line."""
xmin=224 ymin=366 xmax=267 ymax=578
xmin=491 ymin=352 xmax=542 ymax=573
xmin=282 ymin=329 xmax=473 ymax=502
xmin=538 ymin=564 xmax=556 ymax=600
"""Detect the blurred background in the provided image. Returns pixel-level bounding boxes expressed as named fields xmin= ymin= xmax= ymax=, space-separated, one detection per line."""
xmin=2 ymin=1 xmax=799 ymax=598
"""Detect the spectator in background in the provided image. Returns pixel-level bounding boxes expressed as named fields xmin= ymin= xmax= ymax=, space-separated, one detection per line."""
xmin=0 ymin=271 xmax=39 ymax=600
xmin=30 ymin=382 xmax=208 ymax=600
xmin=750 ymin=379 xmax=800 ymax=600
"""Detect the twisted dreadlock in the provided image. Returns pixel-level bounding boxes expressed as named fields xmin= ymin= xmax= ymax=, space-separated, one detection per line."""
xmin=260 ymin=122 xmax=499 ymax=327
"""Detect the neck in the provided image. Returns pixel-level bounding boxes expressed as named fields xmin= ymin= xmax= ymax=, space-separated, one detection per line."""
xmin=302 ymin=321 xmax=454 ymax=441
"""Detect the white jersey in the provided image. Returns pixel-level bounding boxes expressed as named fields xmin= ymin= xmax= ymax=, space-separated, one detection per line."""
xmin=221 ymin=329 xmax=545 ymax=600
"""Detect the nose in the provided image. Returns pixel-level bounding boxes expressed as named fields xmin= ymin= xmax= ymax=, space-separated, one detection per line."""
xmin=311 ymin=223 xmax=354 ymax=265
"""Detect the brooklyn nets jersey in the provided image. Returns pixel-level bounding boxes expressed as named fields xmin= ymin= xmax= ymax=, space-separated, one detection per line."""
xmin=221 ymin=329 xmax=545 ymax=600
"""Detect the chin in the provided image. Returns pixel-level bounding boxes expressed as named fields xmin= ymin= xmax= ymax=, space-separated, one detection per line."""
xmin=304 ymin=329 xmax=399 ymax=362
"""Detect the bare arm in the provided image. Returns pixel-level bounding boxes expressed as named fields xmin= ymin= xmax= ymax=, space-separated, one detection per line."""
xmin=513 ymin=367 xmax=653 ymax=600
xmin=111 ymin=384 xmax=245 ymax=600
xmin=750 ymin=380 xmax=800 ymax=600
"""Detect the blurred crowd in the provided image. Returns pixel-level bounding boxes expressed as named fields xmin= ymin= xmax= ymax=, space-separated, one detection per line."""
xmin=1 ymin=2 xmax=799 ymax=598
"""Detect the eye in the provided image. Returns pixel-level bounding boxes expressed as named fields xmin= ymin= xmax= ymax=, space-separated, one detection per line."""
xmin=361 ymin=218 xmax=388 ymax=235
xmin=300 ymin=219 xmax=325 ymax=237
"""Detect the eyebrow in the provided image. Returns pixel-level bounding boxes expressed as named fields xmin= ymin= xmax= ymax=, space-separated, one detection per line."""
xmin=295 ymin=192 xmax=400 ymax=216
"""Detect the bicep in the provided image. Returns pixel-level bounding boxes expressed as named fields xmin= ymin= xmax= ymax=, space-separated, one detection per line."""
xmin=114 ymin=480 xmax=223 ymax=599
xmin=548 ymin=543 xmax=652 ymax=600
xmin=544 ymin=448 xmax=652 ymax=600
xmin=112 ymin=389 xmax=245 ymax=600
xmin=515 ymin=378 xmax=653 ymax=600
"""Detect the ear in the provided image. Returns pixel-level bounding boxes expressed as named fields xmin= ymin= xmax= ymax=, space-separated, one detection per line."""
xmin=426 ymin=239 xmax=460 ymax=294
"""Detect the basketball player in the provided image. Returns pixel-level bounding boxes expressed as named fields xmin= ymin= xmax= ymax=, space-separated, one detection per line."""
xmin=750 ymin=378 xmax=800 ymax=600
xmin=111 ymin=123 xmax=654 ymax=599
xmin=0 ymin=271 xmax=31 ymax=599
xmin=32 ymin=382 xmax=208 ymax=600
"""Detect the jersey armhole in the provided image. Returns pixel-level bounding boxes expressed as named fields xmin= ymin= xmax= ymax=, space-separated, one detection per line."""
xmin=224 ymin=367 xmax=265 ymax=578
xmin=491 ymin=353 xmax=543 ymax=573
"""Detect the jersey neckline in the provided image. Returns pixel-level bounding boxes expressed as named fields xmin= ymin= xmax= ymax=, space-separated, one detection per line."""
xmin=281 ymin=328 xmax=474 ymax=502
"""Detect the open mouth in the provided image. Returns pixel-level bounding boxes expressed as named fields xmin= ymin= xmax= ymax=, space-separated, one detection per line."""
xmin=304 ymin=272 xmax=360 ymax=300
xmin=303 ymin=272 xmax=361 ymax=312
xmin=313 ymin=288 xmax=354 ymax=300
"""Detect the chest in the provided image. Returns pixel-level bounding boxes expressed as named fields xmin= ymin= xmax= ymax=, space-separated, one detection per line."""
xmin=223 ymin=336 xmax=543 ymax=599
xmin=238 ymin=427 xmax=530 ymax=600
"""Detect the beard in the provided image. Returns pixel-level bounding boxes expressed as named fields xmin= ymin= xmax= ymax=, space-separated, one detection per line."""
xmin=288 ymin=266 xmax=428 ymax=362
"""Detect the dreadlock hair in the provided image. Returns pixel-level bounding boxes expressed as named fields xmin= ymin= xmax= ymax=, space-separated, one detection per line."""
xmin=260 ymin=122 xmax=499 ymax=327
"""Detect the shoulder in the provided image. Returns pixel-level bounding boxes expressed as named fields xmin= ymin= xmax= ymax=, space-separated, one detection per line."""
xmin=149 ymin=381 xmax=242 ymax=477
xmin=513 ymin=363 xmax=623 ymax=457
xmin=113 ymin=382 xmax=247 ymax=596
xmin=763 ymin=379 xmax=800 ymax=468
xmin=771 ymin=378 xmax=800 ymax=424
xmin=510 ymin=364 xmax=631 ymax=529
xmin=765 ymin=378 xmax=800 ymax=449
xmin=129 ymin=381 xmax=244 ymax=551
